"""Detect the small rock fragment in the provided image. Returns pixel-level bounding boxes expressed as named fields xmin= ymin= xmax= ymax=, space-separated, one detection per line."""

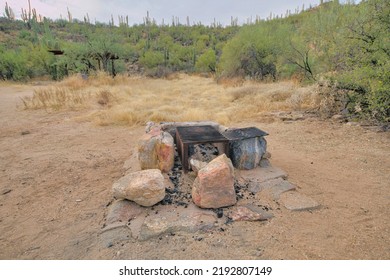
xmin=1 ymin=189 xmax=12 ymax=195
xmin=189 ymin=158 xmax=207 ymax=175
xmin=229 ymin=205 xmax=273 ymax=221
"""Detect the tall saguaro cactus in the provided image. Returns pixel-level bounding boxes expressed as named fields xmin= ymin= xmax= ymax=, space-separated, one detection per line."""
xmin=21 ymin=0 xmax=33 ymax=29
xmin=4 ymin=2 xmax=15 ymax=20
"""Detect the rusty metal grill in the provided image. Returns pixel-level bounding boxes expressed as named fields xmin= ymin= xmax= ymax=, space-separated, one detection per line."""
xmin=175 ymin=125 xmax=230 ymax=172
xmin=176 ymin=126 xmax=228 ymax=143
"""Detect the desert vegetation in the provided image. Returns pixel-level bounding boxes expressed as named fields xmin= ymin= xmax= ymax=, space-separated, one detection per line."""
xmin=20 ymin=73 xmax=318 ymax=126
xmin=1 ymin=0 xmax=389 ymax=123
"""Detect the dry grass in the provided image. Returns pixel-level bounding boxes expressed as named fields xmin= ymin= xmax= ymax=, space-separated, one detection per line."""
xmin=21 ymin=72 xmax=320 ymax=126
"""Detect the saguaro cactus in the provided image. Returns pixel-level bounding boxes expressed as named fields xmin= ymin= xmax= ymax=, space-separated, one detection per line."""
xmin=4 ymin=2 xmax=15 ymax=20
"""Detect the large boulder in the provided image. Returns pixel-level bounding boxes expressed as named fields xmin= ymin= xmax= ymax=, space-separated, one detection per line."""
xmin=229 ymin=137 xmax=267 ymax=170
xmin=138 ymin=129 xmax=174 ymax=173
xmin=112 ymin=169 xmax=166 ymax=207
xmin=192 ymin=154 xmax=236 ymax=209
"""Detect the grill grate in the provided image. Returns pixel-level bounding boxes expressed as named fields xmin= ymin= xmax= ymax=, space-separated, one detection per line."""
xmin=176 ymin=125 xmax=228 ymax=143
xmin=222 ymin=127 xmax=268 ymax=141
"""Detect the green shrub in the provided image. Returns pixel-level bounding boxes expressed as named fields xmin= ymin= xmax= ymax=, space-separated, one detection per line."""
xmin=195 ymin=49 xmax=216 ymax=72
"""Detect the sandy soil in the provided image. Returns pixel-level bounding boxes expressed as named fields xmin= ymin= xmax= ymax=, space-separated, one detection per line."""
xmin=0 ymin=85 xmax=389 ymax=260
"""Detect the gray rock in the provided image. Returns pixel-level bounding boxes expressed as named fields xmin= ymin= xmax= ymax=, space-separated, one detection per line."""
xmin=105 ymin=199 xmax=144 ymax=225
xmin=138 ymin=204 xmax=217 ymax=240
xmin=189 ymin=158 xmax=207 ymax=175
xmin=145 ymin=121 xmax=161 ymax=133
xmin=279 ymin=191 xmax=320 ymax=211
xmin=249 ymin=177 xmax=296 ymax=198
xmin=262 ymin=151 xmax=272 ymax=159
xmin=112 ymin=169 xmax=166 ymax=207
xmin=229 ymin=137 xmax=267 ymax=170
xmin=237 ymin=166 xmax=288 ymax=186
xmin=259 ymin=159 xmax=271 ymax=168
xmin=100 ymin=224 xmax=132 ymax=247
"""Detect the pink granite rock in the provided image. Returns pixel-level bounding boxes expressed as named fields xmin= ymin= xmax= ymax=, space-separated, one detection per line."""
xmin=112 ymin=169 xmax=166 ymax=207
xmin=138 ymin=129 xmax=174 ymax=173
xmin=192 ymin=154 xmax=236 ymax=209
xmin=229 ymin=205 xmax=273 ymax=221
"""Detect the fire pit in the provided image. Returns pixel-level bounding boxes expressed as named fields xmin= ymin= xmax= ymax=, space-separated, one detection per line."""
xmin=175 ymin=125 xmax=230 ymax=172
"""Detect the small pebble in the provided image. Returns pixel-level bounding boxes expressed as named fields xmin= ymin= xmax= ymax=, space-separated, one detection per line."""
xmin=2 ymin=189 xmax=12 ymax=195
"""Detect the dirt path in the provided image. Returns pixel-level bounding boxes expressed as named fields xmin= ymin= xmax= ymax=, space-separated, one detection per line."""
xmin=0 ymin=85 xmax=389 ymax=260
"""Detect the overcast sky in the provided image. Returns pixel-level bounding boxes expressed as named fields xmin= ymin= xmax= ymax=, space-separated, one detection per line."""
xmin=2 ymin=0 xmax=359 ymax=26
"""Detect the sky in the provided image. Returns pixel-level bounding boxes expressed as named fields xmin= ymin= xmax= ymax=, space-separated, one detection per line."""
xmin=2 ymin=0 xmax=359 ymax=26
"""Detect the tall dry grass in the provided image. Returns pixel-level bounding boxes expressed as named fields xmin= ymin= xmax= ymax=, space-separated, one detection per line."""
xmin=21 ymin=72 xmax=320 ymax=126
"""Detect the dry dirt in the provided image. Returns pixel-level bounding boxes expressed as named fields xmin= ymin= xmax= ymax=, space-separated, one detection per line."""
xmin=0 ymin=84 xmax=389 ymax=260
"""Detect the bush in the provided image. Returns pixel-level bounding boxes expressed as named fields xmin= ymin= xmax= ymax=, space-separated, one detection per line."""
xmin=195 ymin=49 xmax=216 ymax=73
xmin=0 ymin=49 xmax=30 ymax=80
xmin=145 ymin=66 xmax=172 ymax=78
xmin=139 ymin=50 xmax=165 ymax=69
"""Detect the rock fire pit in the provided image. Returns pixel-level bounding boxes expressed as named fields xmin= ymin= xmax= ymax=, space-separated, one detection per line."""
xmin=100 ymin=121 xmax=320 ymax=246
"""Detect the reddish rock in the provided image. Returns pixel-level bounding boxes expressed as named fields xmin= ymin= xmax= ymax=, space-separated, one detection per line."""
xmin=138 ymin=130 xmax=174 ymax=173
xmin=192 ymin=154 xmax=236 ymax=209
xmin=112 ymin=169 xmax=166 ymax=207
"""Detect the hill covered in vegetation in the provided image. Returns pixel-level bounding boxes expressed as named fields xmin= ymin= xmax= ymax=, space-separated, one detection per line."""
xmin=0 ymin=0 xmax=389 ymax=122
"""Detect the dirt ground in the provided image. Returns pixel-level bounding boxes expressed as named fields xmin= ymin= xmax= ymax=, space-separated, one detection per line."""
xmin=0 ymin=84 xmax=389 ymax=260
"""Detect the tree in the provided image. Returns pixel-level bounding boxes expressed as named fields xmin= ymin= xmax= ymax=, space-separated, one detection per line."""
xmin=218 ymin=22 xmax=282 ymax=80
xmin=337 ymin=0 xmax=390 ymax=121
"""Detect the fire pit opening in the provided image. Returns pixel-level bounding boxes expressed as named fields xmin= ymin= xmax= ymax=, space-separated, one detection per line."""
xmin=175 ymin=125 xmax=230 ymax=173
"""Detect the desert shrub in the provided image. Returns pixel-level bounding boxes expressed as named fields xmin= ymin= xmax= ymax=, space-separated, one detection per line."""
xmin=145 ymin=66 xmax=172 ymax=79
xmin=0 ymin=49 xmax=31 ymax=81
xmin=332 ymin=0 xmax=390 ymax=122
xmin=21 ymin=86 xmax=88 ymax=110
xmin=139 ymin=50 xmax=165 ymax=69
xmin=97 ymin=90 xmax=114 ymax=106
xmin=195 ymin=48 xmax=216 ymax=73
xmin=315 ymin=80 xmax=351 ymax=118
xmin=219 ymin=25 xmax=277 ymax=80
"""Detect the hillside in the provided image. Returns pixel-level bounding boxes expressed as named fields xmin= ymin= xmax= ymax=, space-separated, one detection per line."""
xmin=1 ymin=0 xmax=389 ymax=123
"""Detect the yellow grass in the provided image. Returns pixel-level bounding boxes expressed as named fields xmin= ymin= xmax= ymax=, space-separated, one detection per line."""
xmin=21 ymin=72 xmax=320 ymax=126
